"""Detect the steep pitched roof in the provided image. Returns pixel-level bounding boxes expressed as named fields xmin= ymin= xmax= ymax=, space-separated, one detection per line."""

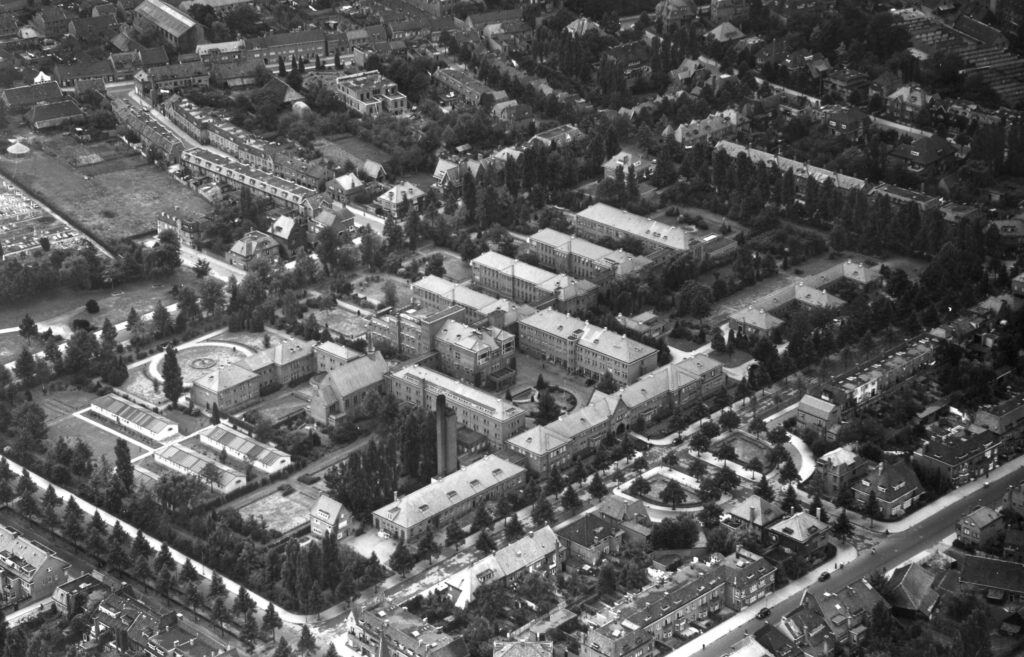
xmin=885 ymin=563 xmax=939 ymax=615
xmin=134 ymin=0 xmax=196 ymax=37
xmin=556 ymin=513 xmax=619 ymax=548
xmin=728 ymin=494 xmax=785 ymax=528
xmin=315 ymin=351 xmax=389 ymax=402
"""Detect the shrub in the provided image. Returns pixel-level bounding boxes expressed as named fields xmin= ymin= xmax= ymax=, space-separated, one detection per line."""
xmin=85 ymin=299 xmax=100 ymax=313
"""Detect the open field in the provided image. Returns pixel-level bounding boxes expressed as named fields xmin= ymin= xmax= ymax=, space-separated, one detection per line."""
xmin=47 ymin=414 xmax=145 ymax=462
xmin=315 ymin=135 xmax=391 ymax=168
xmin=0 ymin=134 xmax=212 ymax=247
xmin=238 ymin=489 xmax=316 ymax=534
xmin=0 ymin=272 xmax=192 ymax=363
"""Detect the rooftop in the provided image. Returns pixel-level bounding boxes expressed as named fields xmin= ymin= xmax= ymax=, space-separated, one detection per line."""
xmin=520 ymin=309 xmax=657 ymax=364
xmin=374 ymin=455 xmax=524 ymax=530
xmin=92 ymin=394 xmax=177 ymax=436
xmin=134 ymin=0 xmax=196 ymax=38
xmin=389 ymin=364 xmax=525 ymax=421
xmin=576 ymin=203 xmax=694 ymax=253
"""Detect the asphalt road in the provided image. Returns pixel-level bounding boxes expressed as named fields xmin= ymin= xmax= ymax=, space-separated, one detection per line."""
xmin=686 ymin=470 xmax=1024 ymax=657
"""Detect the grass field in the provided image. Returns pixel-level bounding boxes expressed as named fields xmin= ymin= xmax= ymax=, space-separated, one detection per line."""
xmin=315 ymin=135 xmax=391 ymax=169
xmin=0 ymin=134 xmax=212 ymax=247
xmin=47 ymin=414 xmax=145 ymax=462
xmin=0 ymin=272 xmax=192 ymax=363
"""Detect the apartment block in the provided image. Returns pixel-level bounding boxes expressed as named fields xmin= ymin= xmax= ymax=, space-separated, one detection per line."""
xmin=526 ymin=228 xmax=652 ymax=284
xmin=471 ymin=250 xmax=598 ymax=314
xmin=518 ymin=309 xmax=659 ymax=386
xmin=371 ymin=454 xmax=525 ymax=541
xmin=367 ymin=305 xmax=465 ymax=359
xmin=412 ymin=275 xmax=536 ymax=328
xmin=336 ymin=70 xmax=407 ymax=116
xmin=433 ymin=319 xmax=515 ymax=388
xmin=181 ymin=147 xmax=316 ymax=211
xmin=913 ymin=425 xmax=1001 ymax=489
xmin=387 ymin=365 xmax=527 ymax=445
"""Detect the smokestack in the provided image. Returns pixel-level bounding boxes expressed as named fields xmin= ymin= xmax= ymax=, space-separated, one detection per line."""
xmin=435 ymin=395 xmax=457 ymax=477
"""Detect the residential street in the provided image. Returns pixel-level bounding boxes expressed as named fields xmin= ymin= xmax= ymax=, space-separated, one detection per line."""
xmin=670 ymin=465 xmax=1024 ymax=657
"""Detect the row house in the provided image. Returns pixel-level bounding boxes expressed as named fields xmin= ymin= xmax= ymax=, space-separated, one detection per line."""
xmin=506 ymin=356 xmax=724 ymax=472
xmin=663 ymin=109 xmax=746 ymax=147
xmin=243 ymin=29 xmax=325 ymax=64
xmin=442 ymin=527 xmax=562 ymax=607
xmin=348 ymin=607 xmax=469 ymax=657
xmin=435 ymin=66 xmax=501 ymax=106
xmin=913 ymin=424 xmax=1001 ymax=489
xmin=371 ymin=454 xmax=525 ymax=542
xmin=714 ymin=140 xmax=868 ymax=200
xmin=180 ymin=148 xmax=317 ymax=212
xmin=621 ymin=571 xmax=727 ymax=641
xmin=822 ymin=336 xmax=938 ymax=416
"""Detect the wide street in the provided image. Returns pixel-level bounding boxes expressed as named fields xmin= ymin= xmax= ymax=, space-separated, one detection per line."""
xmin=676 ymin=468 xmax=1024 ymax=657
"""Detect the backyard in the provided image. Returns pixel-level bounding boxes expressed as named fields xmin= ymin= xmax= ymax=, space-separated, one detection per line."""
xmin=0 ymin=133 xmax=212 ymax=247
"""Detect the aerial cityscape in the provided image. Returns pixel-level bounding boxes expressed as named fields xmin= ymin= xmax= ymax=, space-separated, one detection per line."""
xmin=0 ymin=0 xmax=1022 ymax=655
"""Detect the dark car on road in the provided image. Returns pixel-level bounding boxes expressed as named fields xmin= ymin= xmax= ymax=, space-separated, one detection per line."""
xmin=756 ymin=607 xmax=771 ymax=619
xmin=818 ymin=571 xmax=831 ymax=582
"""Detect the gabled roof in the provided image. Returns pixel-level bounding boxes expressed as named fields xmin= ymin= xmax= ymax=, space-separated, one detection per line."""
xmin=885 ymin=563 xmax=938 ymax=614
xmin=374 ymin=455 xmax=525 ymax=530
xmin=769 ymin=511 xmax=827 ymax=543
xmin=229 ymin=230 xmax=277 ymax=258
xmin=851 ymin=459 xmax=922 ymax=504
xmin=798 ymin=394 xmax=836 ymax=418
xmin=706 ymin=21 xmax=744 ymax=42
xmin=311 ymin=493 xmax=348 ymax=526
xmin=2 ymin=81 xmax=63 ymax=108
xmin=959 ymin=554 xmax=1024 ymax=595
xmin=728 ymin=494 xmax=784 ymax=528
xmin=314 ymin=351 xmax=389 ymax=403
xmin=134 ymin=0 xmax=196 ymax=37
xmin=27 ymin=99 xmax=84 ymax=124
xmin=556 ymin=513 xmax=620 ymax=548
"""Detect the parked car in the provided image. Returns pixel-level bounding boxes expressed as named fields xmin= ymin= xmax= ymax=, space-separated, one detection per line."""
xmin=756 ymin=607 xmax=771 ymax=620
xmin=818 ymin=571 xmax=831 ymax=582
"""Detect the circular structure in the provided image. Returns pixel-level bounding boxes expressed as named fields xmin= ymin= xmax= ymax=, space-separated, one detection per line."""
xmin=148 ymin=341 xmax=256 ymax=386
xmin=7 ymin=142 xmax=29 ymax=157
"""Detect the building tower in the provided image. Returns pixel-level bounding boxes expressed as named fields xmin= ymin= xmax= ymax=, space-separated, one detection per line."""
xmin=435 ymin=395 xmax=458 ymax=477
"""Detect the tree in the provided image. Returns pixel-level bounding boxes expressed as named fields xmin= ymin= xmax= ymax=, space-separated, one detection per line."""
xmin=779 ymin=457 xmax=800 ymax=485
xmin=212 ymin=597 xmax=230 ymax=635
xmin=446 ymin=521 xmax=466 ymax=547
xmin=595 ymin=371 xmax=617 ymax=394
xmin=179 ymin=559 xmax=199 ymax=585
xmin=14 ymin=347 xmax=35 ymax=384
xmin=470 ymin=505 xmax=492 ymax=533
xmin=748 ymin=417 xmax=767 ymax=437
xmin=705 ymin=525 xmax=736 ymax=555
xmin=714 ymin=465 xmax=740 ymax=492
xmin=698 ymin=502 xmax=723 ymax=528
xmin=86 ymin=511 xmax=107 ymax=558
xmin=781 ymin=484 xmax=801 ymax=513
xmin=114 ymin=439 xmax=133 ymax=492
xmin=85 ymin=299 xmax=100 ymax=314
xmin=505 ymin=514 xmax=525 ymax=541
xmin=587 ymin=473 xmax=608 ymax=500
xmin=192 ymin=258 xmax=211 ymax=278
xmin=18 ymin=315 xmax=37 ymax=339
xmin=650 ymin=517 xmax=699 ymax=549
xmin=561 ymin=484 xmax=581 ymax=510
xmin=629 ymin=476 xmax=652 ymax=496
xmin=755 ymin=474 xmax=775 ymax=501
xmin=241 ymin=610 xmax=259 ymax=652
xmin=416 ymin=532 xmax=439 ymax=563
xmin=476 ymin=530 xmax=496 ymax=553
xmin=161 ymin=346 xmax=183 ymax=408
xmin=865 ymin=490 xmax=879 ymax=524
xmin=262 ymin=603 xmax=282 ymax=639
xmin=63 ymin=498 xmax=85 ymax=546
xmin=151 ymin=302 xmax=171 ymax=337
xmin=233 ymin=587 xmax=255 ymax=618
xmin=209 ymin=572 xmax=227 ymax=600
xmin=535 ymin=389 xmax=561 ymax=425
xmin=832 ymin=509 xmax=853 ymax=542
xmin=41 ymin=484 xmax=59 ymax=532
xmin=719 ymin=409 xmax=740 ymax=431
xmin=659 ymin=479 xmax=687 ymax=509
xmin=389 ymin=540 xmax=415 ymax=576
xmin=298 ymin=625 xmax=317 ymax=653
xmin=532 ymin=497 xmax=554 ymax=525
xmin=273 ymin=637 xmax=293 ymax=657
xmin=383 ymin=280 xmax=398 ymax=308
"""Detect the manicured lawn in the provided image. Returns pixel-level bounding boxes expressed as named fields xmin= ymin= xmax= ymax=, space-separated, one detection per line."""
xmin=47 ymin=414 xmax=146 ymax=462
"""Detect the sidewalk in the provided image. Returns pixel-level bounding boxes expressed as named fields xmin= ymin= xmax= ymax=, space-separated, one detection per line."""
xmin=670 ymin=544 xmax=859 ymax=657
xmin=800 ymin=451 xmax=1024 ymax=535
